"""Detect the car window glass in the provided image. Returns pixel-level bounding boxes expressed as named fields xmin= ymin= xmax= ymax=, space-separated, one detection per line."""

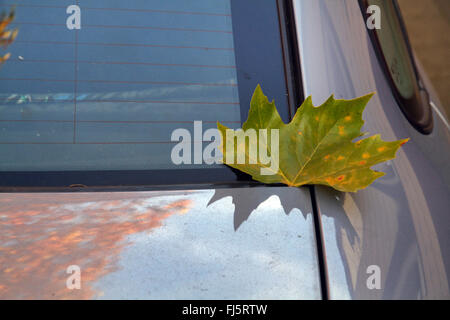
xmin=0 ymin=0 xmax=240 ymax=171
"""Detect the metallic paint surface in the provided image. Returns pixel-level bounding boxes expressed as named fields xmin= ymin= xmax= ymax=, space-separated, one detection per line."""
xmin=294 ymin=0 xmax=450 ymax=299
xmin=0 ymin=186 xmax=321 ymax=299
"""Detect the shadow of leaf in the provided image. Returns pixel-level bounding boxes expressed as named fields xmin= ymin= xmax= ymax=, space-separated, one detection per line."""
xmin=207 ymin=186 xmax=312 ymax=231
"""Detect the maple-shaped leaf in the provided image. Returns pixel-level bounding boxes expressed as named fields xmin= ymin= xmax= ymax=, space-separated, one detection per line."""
xmin=217 ymin=85 xmax=408 ymax=192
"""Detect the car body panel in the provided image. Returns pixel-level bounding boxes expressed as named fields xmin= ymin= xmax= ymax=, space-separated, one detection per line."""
xmin=0 ymin=186 xmax=321 ymax=299
xmin=294 ymin=0 xmax=450 ymax=299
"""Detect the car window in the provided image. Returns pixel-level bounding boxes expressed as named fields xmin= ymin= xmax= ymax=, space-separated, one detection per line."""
xmin=0 ymin=0 xmax=294 ymax=187
xmin=0 ymin=0 xmax=241 ymax=173
xmin=367 ymin=0 xmax=416 ymax=100
xmin=362 ymin=0 xmax=433 ymax=134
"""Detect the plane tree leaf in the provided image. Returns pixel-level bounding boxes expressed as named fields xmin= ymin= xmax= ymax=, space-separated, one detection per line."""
xmin=217 ymin=85 xmax=408 ymax=192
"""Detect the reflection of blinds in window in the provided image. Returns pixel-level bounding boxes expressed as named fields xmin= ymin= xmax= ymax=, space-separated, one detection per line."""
xmin=0 ymin=0 xmax=240 ymax=171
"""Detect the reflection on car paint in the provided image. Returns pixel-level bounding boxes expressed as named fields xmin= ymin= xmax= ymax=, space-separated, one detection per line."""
xmin=0 ymin=187 xmax=321 ymax=299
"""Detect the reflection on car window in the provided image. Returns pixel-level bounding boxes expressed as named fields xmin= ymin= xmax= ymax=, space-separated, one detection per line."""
xmin=364 ymin=0 xmax=433 ymax=134
xmin=0 ymin=0 xmax=240 ymax=171
xmin=368 ymin=0 xmax=416 ymax=99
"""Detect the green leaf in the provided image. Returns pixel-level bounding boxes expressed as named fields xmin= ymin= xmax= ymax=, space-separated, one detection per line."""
xmin=217 ymin=85 xmax=408 ymax=192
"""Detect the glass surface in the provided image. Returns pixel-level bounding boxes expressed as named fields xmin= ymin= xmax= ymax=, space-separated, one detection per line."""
xmin=0 ymin=0 xmax=240 ymax=171
xmin=368 ymin=0 xmax=416 ymax=99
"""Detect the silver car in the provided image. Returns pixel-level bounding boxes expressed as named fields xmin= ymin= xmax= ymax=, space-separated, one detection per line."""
xmin=0 ymin=0 xmax=448 ymax=299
